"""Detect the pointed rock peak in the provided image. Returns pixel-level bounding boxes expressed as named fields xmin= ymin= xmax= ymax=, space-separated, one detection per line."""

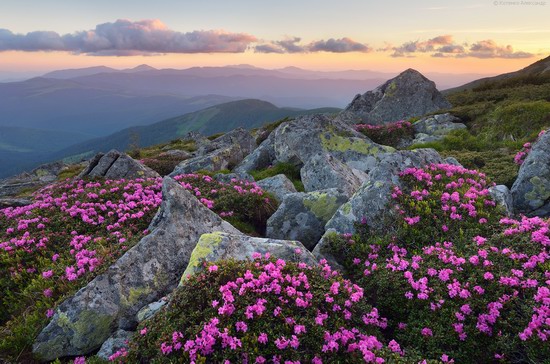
xmin=343 ymin=68 xmax=451 ymax=125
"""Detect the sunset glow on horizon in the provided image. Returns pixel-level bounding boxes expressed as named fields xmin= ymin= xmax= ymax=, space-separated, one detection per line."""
xmin=1 ymin=0 xmax=549 ymax=76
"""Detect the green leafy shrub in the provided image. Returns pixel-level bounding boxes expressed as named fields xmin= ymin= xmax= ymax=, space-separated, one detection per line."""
xmin=125 ymin=257 xmax=430 ymax=363
xmin=250 ymin=162 xmax=305 ymax=192
xmin=174 ymin=174 xmax=278 ymax=235
xmin=142 ymin=155 xmax=185 ymax=176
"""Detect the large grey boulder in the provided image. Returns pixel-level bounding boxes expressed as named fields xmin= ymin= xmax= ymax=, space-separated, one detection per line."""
xmin=266 ymin=189 xmax=348 ymax=250
xmin=171 ymin=128 xmax=257 ymax=175
xmin=33 ymin=177 xmax=240 ymax=361
xmin=256 ymin=174 xmax=297 ymax=202
xmin=301 ymin=153 xmax=367 ymax=197
xmin=271 ymin=114 xmax=389 ymax=167
xmin=182 ymin=232 xmax=317 ymax=278
xmin=0 ymin=161 xmax=65 ymax=198
xmin=343 ymin=69 xmax=452 ymax=124
xmin=79 ymin=150 xmax=159 ymax=180
xmin=314 ymin=149 xmax=444 ymax=266
xmin=511 ymin=130 xmax=550 ymax=216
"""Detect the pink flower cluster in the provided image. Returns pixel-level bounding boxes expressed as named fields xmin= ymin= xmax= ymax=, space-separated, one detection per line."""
xmin=514 ymin=129 xmax=547 ymax=165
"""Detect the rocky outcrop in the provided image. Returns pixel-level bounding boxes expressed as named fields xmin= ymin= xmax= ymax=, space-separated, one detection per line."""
xmin=409 ymin=113 xmax=467 ymax=145
xmin=256 ymin=174 xmax=297 ymax=202
xmin=234 ymin=114 xmax=392 ymax=195
xmin=0 ymin=161 xmax=65 ymax=198
xmin=79 ymin=150 xmax=159 ymax=180
xmin=182 ymin=232 xmax=316 ymax=278
xmin=511 ymin=130 xmax=550 ymax=216
xmin=343 ymin=69 xmax=452 ymax=124
xmin=314 ymin=149 xmax=444 ymax=266
xmin=33 ymin=177 xmax=240 ymax=361
xmin=266 ymin=189 xmax=348 ymax=250
xmin=170 ymin=128 xmax=257 ymax=175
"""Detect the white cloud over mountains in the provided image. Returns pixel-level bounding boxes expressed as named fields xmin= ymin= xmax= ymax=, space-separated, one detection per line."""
xmin=0 ymin=20 xmax=535 ymax=59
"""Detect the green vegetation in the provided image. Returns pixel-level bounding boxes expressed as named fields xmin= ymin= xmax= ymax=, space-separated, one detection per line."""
xmin=57 ymin=164 xmax=85 ymax=181
xmin=250 ymin=162 xmax=305 ymax=192
xmin=410 ymin=71 xmax=550 ymax=186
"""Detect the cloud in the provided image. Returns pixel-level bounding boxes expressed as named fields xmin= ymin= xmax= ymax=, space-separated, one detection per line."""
xmin=468 ymin=39 xmax=533 ymax=58
xmin=255 ymin=36 xmax=370 ymax=53
xmin=309 ymin=38 xmax=371 ymax=53
xmin=0 ymin=19 xmax=257 ymax=55
xmin=387 ymin=35 xmax=533 ymax=59
xmin=391 ymin=35 xmax=454 ymax=57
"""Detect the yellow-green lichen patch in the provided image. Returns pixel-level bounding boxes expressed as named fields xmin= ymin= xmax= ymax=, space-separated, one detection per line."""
xmin=41 ymin=310 xmax=114 ymax=356
xmin=320 ymin=133 xmax=395 ymax=155
xmin=341 ymin=202 xmax=352 ymax=215
xmin=385 ymin=80 xmax=398 ymax=96
xmin=525 ymin=176 xmax=550 ymax=208
xmin=303 ymin=192 xmax=342 ymax=222
xmin=181 ymin=232 xmax=224 ymax=281
xmin=71 ymin=310 xmax=114 ymax=350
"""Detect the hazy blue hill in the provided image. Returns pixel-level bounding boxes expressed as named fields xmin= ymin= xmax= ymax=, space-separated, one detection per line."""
xmin=0 ymin=126 xmax=91 ymax=153
xmin=52 ymin=99 xmax=341 ymax=161
xmin=0 ymin=78 xmax=238 ymax=136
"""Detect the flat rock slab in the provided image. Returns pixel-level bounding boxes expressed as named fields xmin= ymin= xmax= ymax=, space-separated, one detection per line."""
xmin=182 ymin=232 xmax=317 ymax=278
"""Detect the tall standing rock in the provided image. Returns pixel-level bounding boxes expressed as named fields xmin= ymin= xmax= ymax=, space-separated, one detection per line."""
xmin=342 ymin=69 xmax=452 ymax=124
xmin=511 ymin=130 xmax=550 ymax=217
xmin=79 ymin=150 xmax=159 ymax=180
xmin=33 ymin=177 xmax=240 ymax=361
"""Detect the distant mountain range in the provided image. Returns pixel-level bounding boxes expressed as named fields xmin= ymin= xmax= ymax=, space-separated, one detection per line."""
xmin=50 ymin=99 xmax=340 ymax=163
xmin=0 ymin=62 xmax=499 ymax=178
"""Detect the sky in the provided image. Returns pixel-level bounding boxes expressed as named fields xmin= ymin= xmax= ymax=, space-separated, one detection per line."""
xmin=0 ymin=0 xmax=549 ymax=76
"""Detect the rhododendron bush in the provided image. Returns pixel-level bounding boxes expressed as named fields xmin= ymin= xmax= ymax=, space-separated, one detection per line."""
xmin=0 ymin=174 xmax=276 ymax=360
xmin=124 ymin=257 xmax=431 ymax=364
xmin=325 ymin=164 xmax=550 ymax=363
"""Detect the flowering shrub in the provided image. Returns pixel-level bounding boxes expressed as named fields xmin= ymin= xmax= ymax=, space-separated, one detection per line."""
xmin=392 ymin=164 xmax=501 ymax=251
xmin=125 ymin=257 xmax=430 ymax=363
xmin=0 ymin=174 xmax=276 ymax=361
xmin=0 ymin=177 xmax=162 ymax=359
xmin=325 ymin=164 xmax=550 ymax=363
xmin=174 ymin=174 xmax=278 ymax=234
xmin=513 ymin=142 xmax=532 ymax=165
xmin=355 ymin=121 xmax=414 ymax=148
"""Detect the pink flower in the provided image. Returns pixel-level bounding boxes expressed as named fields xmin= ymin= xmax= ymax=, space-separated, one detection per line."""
xmin=42 ymin=270 xmax=53 ymax=279
xmin=140 ymin=327 xmax=147 ymax=335
xmin=258 ymin=332 xmax=268 ymax=344
xmin=208 ymin=265 xmax=218 ymax=272
xmin=421 ymin=327 xmax=433 ymax=337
